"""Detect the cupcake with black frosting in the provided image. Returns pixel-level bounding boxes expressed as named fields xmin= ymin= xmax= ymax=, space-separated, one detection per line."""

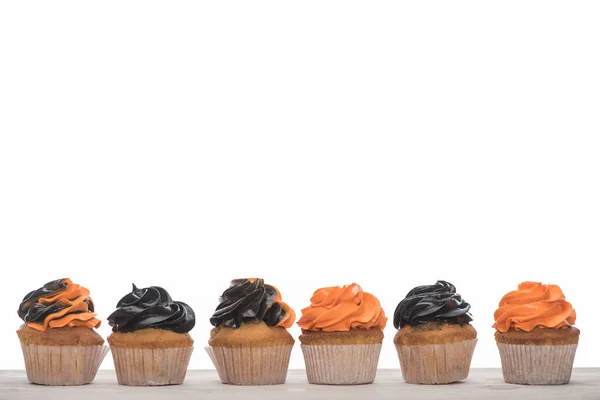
xmin=107 ymin=284 xmax=195 ymax=386
xmin=393 ymin=280 xmax=477 ymax=384
xmin=16 ymin=278 xmax=108 ymax=386
xmin=206 ymin=278 xmax=296 ymax=385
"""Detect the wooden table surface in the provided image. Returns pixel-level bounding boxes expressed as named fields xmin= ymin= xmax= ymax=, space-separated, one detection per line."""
xmin=0 ymin=369 xmax=598 ymax=399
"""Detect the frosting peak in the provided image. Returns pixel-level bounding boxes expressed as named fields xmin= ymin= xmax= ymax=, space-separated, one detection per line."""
xmin=210 ymin=279 xmax=295 ymax=329
xmin=297 ymin=284 xmax=387 ymax=332
xmin=393 ymin=280 xmax=472 ymax=329
xmin=493 ymin=281 xmax=576 ymax=332
xmin=18 ymin=278 xmax=101 ymax=331
xmin=107 ymin=284 xmax=195 ymax=333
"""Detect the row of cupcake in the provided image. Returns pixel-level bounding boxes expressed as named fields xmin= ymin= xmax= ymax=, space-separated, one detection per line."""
xmin=16 ymin=278 xmax=579 ymax=387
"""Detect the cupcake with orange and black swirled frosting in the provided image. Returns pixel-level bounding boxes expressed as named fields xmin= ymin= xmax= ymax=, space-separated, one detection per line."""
xmin=297 ymin=283 xmax=387 ymax=385
xmin=16 ymin=278 xmax=108 ymax=386
xmin=206 ymin=278 xmax=296 ymax=385
xmin=494 ymin=281 xmax=579 ymax=385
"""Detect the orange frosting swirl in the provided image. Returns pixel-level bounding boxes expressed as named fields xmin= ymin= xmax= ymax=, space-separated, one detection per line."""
xmin=272 ymin=284 xmax=296 ymax=329
xmin=493 ymin=281 xmax=576 ymax=333
xmin=248 ymin=278 xmax=296 ymax=328
xmin=297 ymin=284 xmax=387 ymax=332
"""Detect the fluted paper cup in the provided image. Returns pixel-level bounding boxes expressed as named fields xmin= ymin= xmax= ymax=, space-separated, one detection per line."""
xmin=205 ymin=345 xmax=293 ymax=385
xmin=111 ymin=346 xmax=193 ymax=386
xmin=497 ymin=343 xmax=577 ymax=385
xmin=395 ymin=339 xmax=477 ymax=384
xmin=300 ymin=344 xmax=382 ymax=385
xmin=20 ymin=344 xmax=109 ymax=386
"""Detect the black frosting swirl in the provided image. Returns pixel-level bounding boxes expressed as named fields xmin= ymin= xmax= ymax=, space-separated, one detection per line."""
xmin=107 ymin=284 xmax=195 ymax=333
xmin=17 ymin=279 xmax=96 ymax=324
xmin=210 ymin=279 xmax=287 ymax=329
xmin=393 ymin=280 xmax=473 ymax=329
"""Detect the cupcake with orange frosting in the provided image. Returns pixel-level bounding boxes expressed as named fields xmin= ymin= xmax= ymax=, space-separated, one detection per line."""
xmin=16 ymin=278 xmax=108 ymax=385
xmin=493 ymin=281 xmax=579 ymax=385
xmin=297 ymin=283 xmax=386 ymax=385
xmin=206 ymin=278 xmax=296 ymax=385
xmin=393 ymin=280 xmax=477 ymax=384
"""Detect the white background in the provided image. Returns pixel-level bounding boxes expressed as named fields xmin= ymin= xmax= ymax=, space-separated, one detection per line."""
xmin=1 ymin=1 xmax=599 ymax=370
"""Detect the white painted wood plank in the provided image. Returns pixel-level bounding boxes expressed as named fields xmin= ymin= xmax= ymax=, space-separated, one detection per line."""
xmin=0 ymin=369 xmax=598 ymax=400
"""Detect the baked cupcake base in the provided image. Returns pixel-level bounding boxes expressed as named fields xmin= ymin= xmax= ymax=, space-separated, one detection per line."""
xmin=17 ymin=325 xmax=108 ymax=386
xmin=207 ymin=322 xmax=294 ymax=385
xmin=21 ymin=344 xmax=109 ymax=386
xmin=108 ymin=329 xmax=194 ymax=386
xmin=394 ymin=322 xmax=477 ymax=384
xmin=495 ymin=327 xmax=580 ymax=385
xmin=497 ymin=343 xmax=577 ymax=385
xmin=206 ymin=345 xmax=293 ymax=385
xmin=301 ymin=344 xmax=381 ymax=385
xmin=395 ymin=340 xmax=477 ymax=384
xmin=111 ymin=346 xmax=194 ymax=386
xmin=299 ymin=329 xmax=383 ymax=385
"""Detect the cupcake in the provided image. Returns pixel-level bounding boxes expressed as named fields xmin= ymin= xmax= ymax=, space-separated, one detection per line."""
xmin=16 ymin=278 xmax=108 ymax=386
xmin=297 ymin=283 xmax=386 ymax=385
xmin=493 ymin=281 xmax=579 ymax=385
xmin=206 ymin=278 xmax=296 ymax=385
xmin=107 ymin=284 xmax=195 ymax=386
xmin=393 ymin=280 xmax=477 ymax=384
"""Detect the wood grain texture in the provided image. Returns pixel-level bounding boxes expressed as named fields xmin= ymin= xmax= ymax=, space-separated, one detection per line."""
xmin=0 ymin=369 xmax=598 ymax=400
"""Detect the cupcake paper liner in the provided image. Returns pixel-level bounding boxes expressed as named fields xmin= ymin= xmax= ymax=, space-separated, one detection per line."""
xmin=497 ymin=343 xmax=578 ymax=385
xmin=395 ymin=339 xmax=477 ymax=384
xmin=205 ymin=345 xmax=293 ymax=385
xmin=300 ymin=344 xmax=382 ymax=385
xmin=111 ymin=346 xmax=194 ymax=386
xmin=20 ymin=344 xmax=109 ymax=386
